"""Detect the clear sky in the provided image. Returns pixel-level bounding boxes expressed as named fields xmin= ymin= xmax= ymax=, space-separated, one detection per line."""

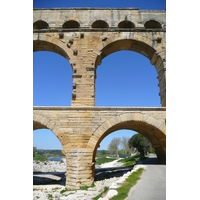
xmin=33 ymin=0 xmax=166 ymax=150
xmin=33 ymin=0 xmax=166 ymax=10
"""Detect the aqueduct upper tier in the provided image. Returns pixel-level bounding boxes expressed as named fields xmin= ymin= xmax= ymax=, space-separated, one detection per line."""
xmin=33 ymin=8 xmax=166 ymax=107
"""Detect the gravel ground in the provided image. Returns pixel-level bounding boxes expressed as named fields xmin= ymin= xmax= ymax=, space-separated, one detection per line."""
xmin=33 ymin=158 xmax=143 ymax=200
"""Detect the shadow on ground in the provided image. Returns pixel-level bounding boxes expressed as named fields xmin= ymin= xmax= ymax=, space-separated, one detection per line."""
xmin=33 ymin=156 xmax=165 ymax=186
xmin=33 ymin=166 xmax=134 ymax=186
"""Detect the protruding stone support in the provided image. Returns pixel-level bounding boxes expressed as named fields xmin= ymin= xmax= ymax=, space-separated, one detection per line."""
xmin=64 ymin=148 xmax=94 ymax=189
xmin=154 ymin=146 xmax=166 ymax=164
xmin=150 ymin=52 xmax=166 ymax=107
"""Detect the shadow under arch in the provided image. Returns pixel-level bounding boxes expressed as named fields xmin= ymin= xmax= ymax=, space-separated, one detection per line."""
xmin=33 ymin=20 xmax=49 ymax=30
xmin=87 ymin=113 xmax=166 ymax=166
xmin=94 ymin=37 xmax=166 ymax=106
xmin=33 ymin=114 xmax=67 ymax=155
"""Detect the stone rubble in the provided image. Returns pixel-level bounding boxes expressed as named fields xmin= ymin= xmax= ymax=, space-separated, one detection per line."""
xmin=33 ymin=158 xmax=66 ymax=172
xmin=33 ymin=159 xmax=146 ymax=200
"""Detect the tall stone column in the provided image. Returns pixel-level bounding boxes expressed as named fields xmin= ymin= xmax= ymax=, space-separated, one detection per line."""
xmin=67 ymin=32 xmax=97 ymax=107
xmin=71 ymin=64 xmax=95 ymax=106
xmin=64 ymin=148 xmax=94 ymax=189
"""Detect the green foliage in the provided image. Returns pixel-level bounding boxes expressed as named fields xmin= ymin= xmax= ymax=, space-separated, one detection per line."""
xmin=93 ymin=186 xmax=109 ymax=200
xmin=93 ymin=193 xmax=102 ymax=200
xmin=117 ymin=155 xmax=138 ymax=166
xmin=129 ymin=133 xmax=154 ymax=156
xmin=33 ymin=154 xmax=48 ymax=161
xmin=80 ymin=182 xmax=96 ymax=190
xmin=95 ymin=157 xmax=116 ymax=165
xmin=33 ymin=148 xmax=64 ymax=161
xmin=80 ymin=185 xmax=89 ymax=190
xmin=47 ymin=194 xmax=53 ymax=200
xmin=60 ymin=188 xmax=69 ymax=194
xmin=33 ymin=146 xmax=48 ymax=161
xmin=33 ymin=146 xmax=37 ymax=157
xmin=101 ymin=150 xmax=107 ymax=156
xmin=110 ymin=168 xmax=144 ymax=200
xmin=96 ymin=150 xmax=109 ymax=157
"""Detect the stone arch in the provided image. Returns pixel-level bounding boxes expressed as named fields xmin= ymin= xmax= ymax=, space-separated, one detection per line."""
xmin=94 ymin=34 xmax=165 ymax=66
xmin=87 ymin=113 xmax=166 ymax=163
xmin=33 ymin=114 xmax=67 ymax=153
xmin=118 ymin=20 xmax=135 ymax=28
xmin=92 ymin=20 xmax=109 ymax=28
xmin=93 ymin=34 xmax=166 ymax=106
xmin=33 ymin=34 xmax=73 ymax=63
xmin=33 ymin=20 xmax=49 ymax=30
xmin=62 ymin=20 xmax=80 ymax=29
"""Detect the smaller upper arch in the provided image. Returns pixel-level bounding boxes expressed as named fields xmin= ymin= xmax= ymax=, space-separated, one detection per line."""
xmin=33 ymin=20 xmax=49 ymax=30
xmin=118 ymin=20 xmax=135 ymax=28
xmin=92 ymin=20 xmax=109 ymax=28
xmin=144 ymin=20 xmax=162 ymax=29
xmin=62 ymin=20 xmax=80 ymax=29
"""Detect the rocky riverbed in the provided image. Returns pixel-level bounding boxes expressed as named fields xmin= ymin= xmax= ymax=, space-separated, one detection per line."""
xmin=33 ymin=158 xmax=66 ymax=172
xmin=33 ymin=158 xmax=145 ymax=200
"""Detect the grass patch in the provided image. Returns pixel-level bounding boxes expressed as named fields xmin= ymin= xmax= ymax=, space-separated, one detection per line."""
xmin=47 ymin=194 xmax=53 ymax=200
xmin=33 ymin=154 xmax=48 ymax=161
xmin=118 ymin=154 xmax=148 ymax=166
xmin=93 ymin=186 xmax=109 ymax=200
xmin=110 ymin=168 xmax=144 ymax=200
xmin=95 ymin=157 xmax=117 ymax=165
xmin=60 ymin=188 xmax=69 ymax=194
xmin=117 ymin=156 xmax=137 ymax=166
xmin=80 ymin=185 xmax=89 ymax=190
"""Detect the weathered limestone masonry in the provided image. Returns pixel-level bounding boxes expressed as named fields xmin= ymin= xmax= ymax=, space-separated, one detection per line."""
xmin=33 ymin=8 xmax=166 ymax=189
xmin=33 ymin=8 xmax=166 ymax=107
xmin=33 ymin=107 xmax=166 ymax=189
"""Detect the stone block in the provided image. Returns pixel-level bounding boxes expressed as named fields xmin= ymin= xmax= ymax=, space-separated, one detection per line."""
xmin=106 ymin=190 xmax=118 ymax=199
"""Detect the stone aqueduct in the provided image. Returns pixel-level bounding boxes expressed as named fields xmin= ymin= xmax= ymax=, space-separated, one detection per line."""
xmin=33 ymin=8 xmax=166 ymax=189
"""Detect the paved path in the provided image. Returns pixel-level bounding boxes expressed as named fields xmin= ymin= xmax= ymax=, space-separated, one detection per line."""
xmin=125 ymin=154 xmax=166 ymax=200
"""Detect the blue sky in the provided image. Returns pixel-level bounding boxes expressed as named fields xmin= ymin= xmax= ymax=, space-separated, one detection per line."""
xmin=33 ymin=0 xmax=166 ymax=150
xmin=33 ymin=0 xmax=166 ymax=10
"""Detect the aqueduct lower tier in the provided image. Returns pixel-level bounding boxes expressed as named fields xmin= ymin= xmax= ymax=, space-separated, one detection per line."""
xmin=33 ymin=107 xmax=166 ymax=189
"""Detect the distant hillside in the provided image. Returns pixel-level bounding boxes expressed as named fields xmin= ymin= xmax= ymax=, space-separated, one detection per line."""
xmin=36 ymin=149 xmax=64 ymax=158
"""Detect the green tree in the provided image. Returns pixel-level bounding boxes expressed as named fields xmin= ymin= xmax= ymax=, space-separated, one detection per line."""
xmin=33 ymin=146 xmax=37 ymax=157
xmin=129 ymin=133 xmax=153 ymax=156
xmin=101 ymin=150 xmax=107 ymax=156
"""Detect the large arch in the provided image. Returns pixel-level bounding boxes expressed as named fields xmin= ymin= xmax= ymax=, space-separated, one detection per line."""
xmin=95 ymin=50 xmax=160 ymax=106
xmin=33 ymin=114 xmax=67 ymax=154
xmin=93 ymin=35 xmax=166 ymax=106
xmin=94 ymin=37 xmax=164 ymax=67
xmin=87 ymin=113 xmax=166 ymax=165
